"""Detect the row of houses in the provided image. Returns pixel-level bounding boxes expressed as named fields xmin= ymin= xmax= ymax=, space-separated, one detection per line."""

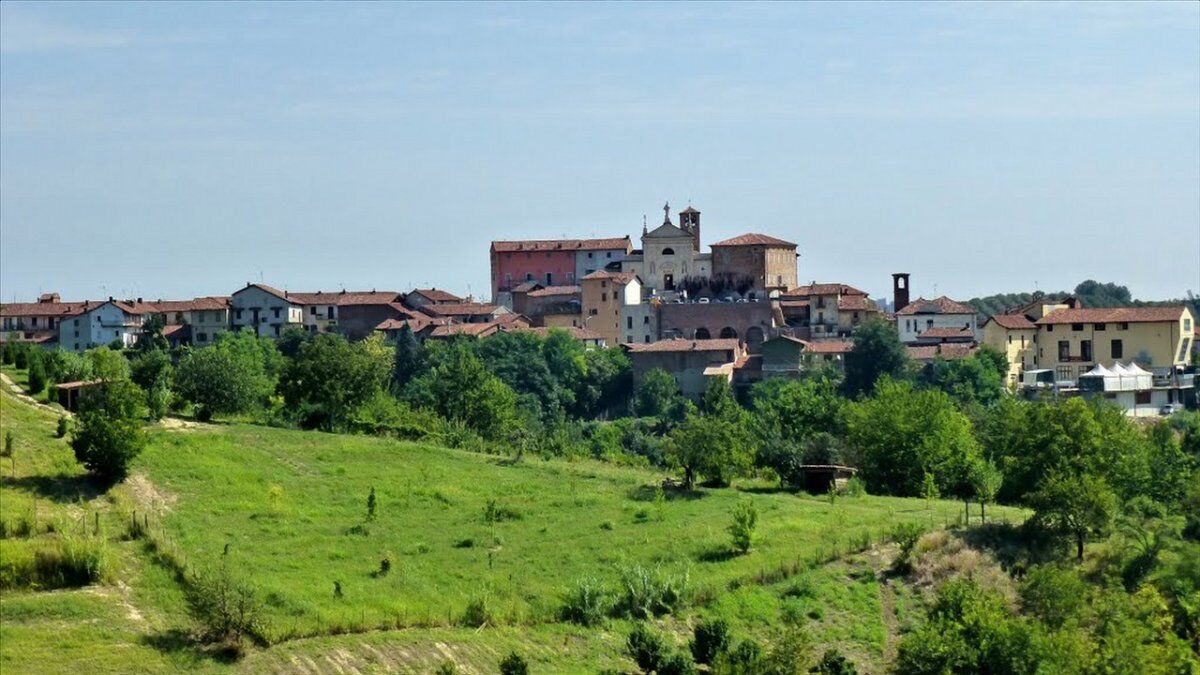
xmin=0 ymin=285 xmax=561 ymax=352
xmin=5 ymin=202 xmax=1195 ymax=418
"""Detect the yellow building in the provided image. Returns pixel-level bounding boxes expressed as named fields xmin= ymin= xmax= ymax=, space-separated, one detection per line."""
xmin=1033 ymin=306 xmax=1195 ymax=381
xmin=981 ymin=314 xmax=1038 ymax=388
xmin=581 ymin=270 xmax=641 ymax=348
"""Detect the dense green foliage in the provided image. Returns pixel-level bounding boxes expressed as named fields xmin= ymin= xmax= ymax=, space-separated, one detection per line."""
xmin=174 ymin=330 xmax=279 ymax=419
xmin=70 ymin=378 xmax=147 ymax=482
xmin=841 ymin=318 xmax=909 ymax=398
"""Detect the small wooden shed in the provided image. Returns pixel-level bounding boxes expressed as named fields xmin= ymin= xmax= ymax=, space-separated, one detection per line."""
xmin=799 ymin=464 xmax=858 ymax=494
xmin=54 ymin=380 xmax=102 ymax=412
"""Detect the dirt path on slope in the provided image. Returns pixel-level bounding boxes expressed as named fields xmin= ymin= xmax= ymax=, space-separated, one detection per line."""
xmin=0 ymin=371 xmax=64 ymax=415
xmin=864 ymin=545 xmax=902 ymax=665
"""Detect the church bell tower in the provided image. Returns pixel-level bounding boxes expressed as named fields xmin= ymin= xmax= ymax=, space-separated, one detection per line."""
xmin=679 ymin=205 xmax=700 ymax=251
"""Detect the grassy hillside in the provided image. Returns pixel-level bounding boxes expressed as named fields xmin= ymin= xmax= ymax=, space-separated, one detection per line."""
xmin=0 ymin=379 xmax=1026 ymax=673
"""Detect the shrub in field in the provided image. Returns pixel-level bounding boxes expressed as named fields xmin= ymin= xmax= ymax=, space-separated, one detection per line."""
xmin=266 ymin=485 xmax=284 ymax=513
xmin=483 ymin=499 xmax=521 ymax=523
xmin=498 ymin=652 xmax=528 ymax=675
xmin=627 ymin=623 xmax=669 ymax=674
xmin=27 ymin=354 xmax=47 ymax=394
xmin=367 ymin=487 xmax=377 ymax=521
xmin=460 ymin=593 xmax=494 ymax=627
xmin=657 ymin=651 xmax=697 ymax=675
xmin=559 ymin=576 xmax=612 ymax=626
xmin=56 ymin=416 xmax=70 ymax=438
xmin=890 ymin=522 xmax=925 ymax=571
xmin=813 ymin=649 xmax=858 ymax=674
xmin=14 ymin=345 xmax=28 ymax=369
xmin=434 ymin=661 xmax=457 ymax=675
xmin=377 ymin=555 xmax=392 ymax=577
xmin=185 ymin=564 xmax=264 ymax=650
xmin=3 ymin=430 xmax=12 ymax=456
xmin=713 ymin=639 xmax=764 ymax=674
xmin=728 ymin=500 xmax=758 ymax=554
xmin=690 ymin=617 xmax=731 ymax=665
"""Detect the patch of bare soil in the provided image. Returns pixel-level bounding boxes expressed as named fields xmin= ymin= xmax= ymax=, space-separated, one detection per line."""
xmin=156 ymin=416 xmax=214 ymax=431
xmin=125 ymin=473 xmax=177 ymax=516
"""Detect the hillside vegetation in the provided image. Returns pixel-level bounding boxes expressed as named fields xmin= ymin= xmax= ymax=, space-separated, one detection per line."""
xmin=966 ymin=279 xmax=1200 ymax=317
xmin=0 ymin=377 xmax=1020 ymax=673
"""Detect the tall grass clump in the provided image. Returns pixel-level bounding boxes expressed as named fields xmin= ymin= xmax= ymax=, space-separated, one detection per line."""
xmin=613 ymin=564 xmax=691 ymax=619
xmin=0 ymin=534 xmax=112 ymax=589
xmin=558 ymin=576 xmax=612 ymax=626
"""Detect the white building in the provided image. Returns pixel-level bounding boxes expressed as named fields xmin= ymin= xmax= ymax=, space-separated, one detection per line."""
xmin=895 ymin=296 xmax=978 ymax=344
xmin=230 ymin=284 xmax=304 ymax=338
xmin=58 ymin=300 xmax=143 ymax=352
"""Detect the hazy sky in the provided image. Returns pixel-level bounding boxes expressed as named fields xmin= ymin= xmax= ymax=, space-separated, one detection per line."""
xmin=2 ymin=2 xmax=1198 ymax=303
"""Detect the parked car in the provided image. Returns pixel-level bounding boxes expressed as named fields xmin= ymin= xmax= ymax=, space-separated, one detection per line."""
xmin=1159 ymin=403 xmax=1183 ymax=416
xmin=697 ymin=297 xmax=710 ymax=304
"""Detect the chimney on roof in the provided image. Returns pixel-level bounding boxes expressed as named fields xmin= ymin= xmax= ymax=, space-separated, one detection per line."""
xmin=109 ymin=296 xmax=114 ymax=302
xmin=136 ymin=297 xmax=142 ymax=304
xmin=892 ymin=273 xmax=910 ymax=312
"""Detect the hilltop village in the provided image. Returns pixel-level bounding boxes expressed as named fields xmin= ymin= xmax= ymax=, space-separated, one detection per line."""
xmin=2 ymin=202 xmax=1196 ymax=416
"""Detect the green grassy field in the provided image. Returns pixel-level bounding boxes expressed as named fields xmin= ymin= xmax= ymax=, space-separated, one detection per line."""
xmin=0 ymin=372 xmax=1026 ymax=673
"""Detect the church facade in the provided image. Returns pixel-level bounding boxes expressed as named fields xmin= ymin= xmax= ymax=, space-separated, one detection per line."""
xmin=620 ymin=204 xmax=712 ymax=296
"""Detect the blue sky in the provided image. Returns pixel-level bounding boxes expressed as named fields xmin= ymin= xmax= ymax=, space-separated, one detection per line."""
xmin=2 ymin=2 xmax=1197 ymax=303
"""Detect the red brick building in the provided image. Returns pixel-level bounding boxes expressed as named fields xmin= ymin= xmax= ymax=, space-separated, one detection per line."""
xmin=490 ymin=236 xmax=632 ymax=305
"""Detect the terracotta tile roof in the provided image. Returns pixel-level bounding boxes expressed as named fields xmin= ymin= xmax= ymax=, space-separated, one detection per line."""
xmin=837 ymin=295 xmax=874 ymax=311
xmin=332 ymin=292 xmax=403 ymax=306
xmin=427 ymin=322 xmax=503 ymax=338
xmin=783 ymin=283 xmax=867 ymax=298
xmin=235 ymin=283 xmax=290 ymax=302
xmin=895 ymin=296 xmax=976 ymax=316
xmin=510 ymin=281 xmax=542 ymax=293
xmin=710 ymin=233 xmax=797 ymax=248
xmin=680 ymin=206 xmax=700 ymax=214
xmin=801 ymin=339 xmax=855 ymax=354
xmin=986 ymin=314 xmax=1036 ymax=330
xmin=1035 ymin=306 xmax=1188 ymax=325
xmin=582 ymin=270 xmax=639 ymax=284
xmin=526 ymin=285 xmax=581 ymax=298
xmin=625 ymin=338 xmax=740 ymax=353
xmin=919 ymin=327 xmax=975 ymax=339
xmin=419 ymin=303 xmax=505 ymax=318
xmin=0 ymin=301 xmax=88 ymax=318
xmin=162 ymin=324 xmax=188 ymax=338
xmin=907 ymin=343 xmax=978 ymax=361
xmin=409 ymin=288 xmax=463 ymax=303
xmin=139 ymin=297 xmax=231 ymax=313
xmin=491 ymin=237 xmax=631 ymax=253
xmin=374 ymin=317 xmax=449 ymax=332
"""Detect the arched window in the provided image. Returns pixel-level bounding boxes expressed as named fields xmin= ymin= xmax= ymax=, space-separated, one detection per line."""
xmin=694 ymin=327 xmax=711 ymax=340
xmin=662 ymin=247 xmax=675 ymax=255
xmin=746 ymin=326 xmax=765 ymax=349
xmin=719 ymin=327 xmax=738 ymax=339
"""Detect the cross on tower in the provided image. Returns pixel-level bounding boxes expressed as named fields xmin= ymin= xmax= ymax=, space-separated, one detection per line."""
xmin=663 ymin=201 xmax=671 ymax=225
